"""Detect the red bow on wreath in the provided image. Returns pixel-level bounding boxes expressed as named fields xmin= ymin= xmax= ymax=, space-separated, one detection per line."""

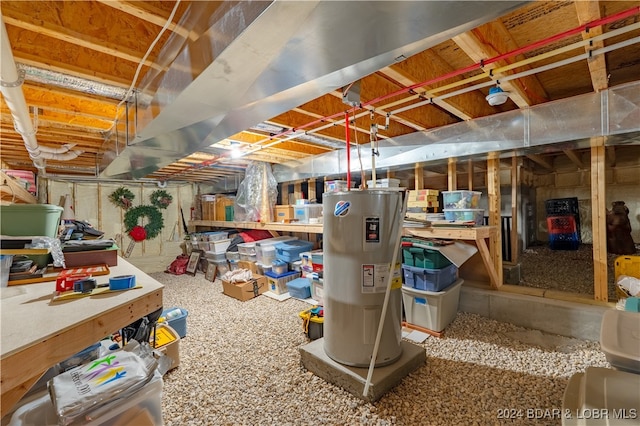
xmin=129 ymin=225 xmax=147 ymax=242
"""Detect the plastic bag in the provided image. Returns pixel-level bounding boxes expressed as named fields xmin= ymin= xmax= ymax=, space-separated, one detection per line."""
xmin=165 ymin=254 xmax=189 ymax=275
xmin=235 ymin=161 xmax=277 ymax=222
xmin=617 ymin=275 xmax=640 ymax=297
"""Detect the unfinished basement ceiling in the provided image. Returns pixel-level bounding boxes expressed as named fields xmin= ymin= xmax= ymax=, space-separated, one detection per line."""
xmin=0 ymin=1 xmax=639 ymax=184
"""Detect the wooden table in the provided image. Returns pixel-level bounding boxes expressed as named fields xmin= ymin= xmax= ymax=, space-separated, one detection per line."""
xmin=404 ymin=226 xmax=502 ymax=289
xmin=0 ymin=257 xmax=164 ymax=418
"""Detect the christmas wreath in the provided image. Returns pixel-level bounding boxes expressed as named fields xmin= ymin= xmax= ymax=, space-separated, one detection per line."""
xmin=124 ymin=205 xmax=163 ymax=241
xmin=109 ymin=187 xmax=135 ymax=209
xmin=150 ymin=189 xmax=173 ymax=209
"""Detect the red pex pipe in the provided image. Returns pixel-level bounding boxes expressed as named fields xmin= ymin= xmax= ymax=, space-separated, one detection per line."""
xmin=345 ymin=111 xmax=351 ymax=190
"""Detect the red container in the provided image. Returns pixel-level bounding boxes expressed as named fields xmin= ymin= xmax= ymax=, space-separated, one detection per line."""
xmin=547 ymin=215 xmax=577 ymax=234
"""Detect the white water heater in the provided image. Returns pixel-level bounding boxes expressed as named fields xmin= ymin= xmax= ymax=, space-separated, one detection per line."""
xmin=322 ymin=189 xmax=403 ymax=367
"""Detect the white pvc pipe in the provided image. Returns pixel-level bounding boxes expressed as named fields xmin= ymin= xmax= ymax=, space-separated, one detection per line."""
xmin=363 ymin=191 xmax=408 ymax=398
xmin=0 ymin=16 xmax=83 ymax=170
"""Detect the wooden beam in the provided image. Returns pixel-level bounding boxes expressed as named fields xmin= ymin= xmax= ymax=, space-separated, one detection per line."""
xmin=510 ymin=156 xmax=519 ymax=264
xmin=563 ymin=149 xmax=584 ymax=169
xmin=574 ymin=1 xmax=609 ymax=91
xmin=414 ymin=164 xmax=424 ymax=190
xmin=453 ymin=23 xmax=548 ymax=107
xmin=487 ymin=152 xmax=503 ymax=288
xmin=447 ymin=158 xmax=457 ymax=190
xmin=97 ymin=0 xmax=191 ymax=39
xmin=590 ymin=137 xmax=607 ymax=302
xmin=526 ymin=154 xmax=553 ymax=170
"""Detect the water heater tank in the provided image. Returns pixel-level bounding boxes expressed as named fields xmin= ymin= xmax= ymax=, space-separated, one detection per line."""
xmin=322 ymin=189 xmax=403 ymax=367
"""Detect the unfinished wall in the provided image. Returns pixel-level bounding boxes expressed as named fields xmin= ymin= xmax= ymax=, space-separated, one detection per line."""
xmin=534 ymin=148 xmax=640 ymax=245
xmin=47 ymin=180 xmax=197 ymax=273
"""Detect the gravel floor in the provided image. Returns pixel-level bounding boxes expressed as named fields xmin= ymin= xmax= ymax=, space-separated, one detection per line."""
xmin=153 ymin=272 xmax=610 ymax=426
xmin=519 ymin=243 xmax=639 ymax=300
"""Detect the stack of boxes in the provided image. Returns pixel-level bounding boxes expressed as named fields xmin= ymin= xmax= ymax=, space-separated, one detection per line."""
xmin=400 ymin=237 xmax=462 ymax=332
xmin=406 ymin=189 xmax=440 ymax=221
xmin=545 ymin=197 xmax=580 ymax=250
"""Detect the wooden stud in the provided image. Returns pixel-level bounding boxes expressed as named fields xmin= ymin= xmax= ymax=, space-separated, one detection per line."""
xmin=510 ymin=156 xmax=519 ymax=264
xmin=467 ymin=159 xmax=473 ymax=190
xmin=308 ymin=178 xmax=317 ymax=202
xmin=591 ymin=137 xmax=608 ymax=301
xmin=487 ymin=152 xmax=503 ymax=287
xmin=447 ymin=158 xmax=457 ymax=190
xmin=414 ymin=164 xmax=423 ymax=190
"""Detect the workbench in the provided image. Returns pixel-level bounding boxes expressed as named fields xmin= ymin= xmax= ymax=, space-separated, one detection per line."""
xmin=404 ymin=226 xmax=502 ymax=289
xmin=0 ymin=257 xmax=164 ymax=418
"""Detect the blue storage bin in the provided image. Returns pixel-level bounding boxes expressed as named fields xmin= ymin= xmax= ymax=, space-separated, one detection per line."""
xmin=286 ymin=277 xmax=312 ymax=299
xmin=402 ymin=263 xmax=458 ymax=292
xmin=161 ymin=307 xmax=188 ymax=338
xmin=275 ymin=240 xmax=314 ymax=262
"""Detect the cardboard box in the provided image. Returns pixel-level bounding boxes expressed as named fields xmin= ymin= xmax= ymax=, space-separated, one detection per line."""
xmin=274 ymin=205 xmax=294 ymax=221
xmin=222 ymin=274 xmax=268 ymax=301
xmin=151 ymin=323 xmax=180 ymax=371
xmin=237 ymin=260 xmax=258 ymax=274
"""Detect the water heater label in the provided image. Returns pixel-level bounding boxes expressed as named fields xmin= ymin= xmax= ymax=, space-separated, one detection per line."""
xmin=333 ymin=200 xmax=350 ymax=217
xmin=365 ymin=217 xmax=380 ymax=243
xmin=361 ymin=263 xmax=402 ymax=293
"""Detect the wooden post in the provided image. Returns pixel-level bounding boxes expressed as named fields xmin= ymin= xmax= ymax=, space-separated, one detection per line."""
xmin=591 ymin=137 xmax=608 ymax=301
xmin=308 ymin=178 xmax=317 ymax=202
xmin=447 ymin=158 xmax=457 ymax=190
xmin=510 ymin=156 xmax=519 ymax=264
xmin=467 ymin=159 xmax=473 ymax=190
xmin=487 ymin=152 xmax=503 ymax=287
xmin=414 ymin=164 xmax=423 ymax=190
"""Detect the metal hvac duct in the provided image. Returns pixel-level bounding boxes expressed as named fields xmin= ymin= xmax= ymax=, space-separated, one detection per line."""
xmin=99 ymin=1 xmax=526 ymax=179
xmin=322 ymin=190 xmax=404 ymax=367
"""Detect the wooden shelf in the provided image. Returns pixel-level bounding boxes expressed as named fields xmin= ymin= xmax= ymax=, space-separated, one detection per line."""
xmin=190 ymin=220 xmax=323 ymax=234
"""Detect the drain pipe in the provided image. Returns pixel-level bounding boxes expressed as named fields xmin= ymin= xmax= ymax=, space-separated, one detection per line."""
xmin=0 ymin=16 xmax=82 ymax=171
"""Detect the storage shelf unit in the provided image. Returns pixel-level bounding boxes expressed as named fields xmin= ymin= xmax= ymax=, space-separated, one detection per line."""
xmin=190 ymin=220 xmax=322 ymax=234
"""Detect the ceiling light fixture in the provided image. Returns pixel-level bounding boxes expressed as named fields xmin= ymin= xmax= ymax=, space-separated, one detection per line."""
xmin=486 ymin=84 xmax=510 ymax=106
xmin=229 ymin=141 xmax=243 ymax=159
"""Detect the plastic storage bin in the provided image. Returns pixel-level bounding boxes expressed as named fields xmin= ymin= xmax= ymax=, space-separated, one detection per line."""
xmin=562 ymin=367 xmax=640 ymax=426
xmin=0 ymin=204 xmax=63 ymax=238
xmin=293 ymin=204 xmax=323 ymax=223
xmin=286 ymin=277 xmax=312 ymax=299
xmin=161 ymin=307 xmax=188 ymax=338
xmin=271 ymin=259 xmax=289 ymax=275
xmin=275 ymin=240 xmax=314 ymax=262
xmin=443 ymin=209 xmax=484 ymax=225
xmin=265 ymin=270 xmax=301 ymax=295
xmin=402 ymin=246 xmax=452 ymax=269
xmin=366 ymin=178 xmax=400 ymax=188
xmin=402 ymin=263 xmax=458 ymax=292
xmin=441 ymin=190 xmax=481 ymax=209
xmin=209 ymin=238 xmax=231 ymax=253
xmin=402 ymin=279 xmax=462 ymax=332
xmin=237 ymin=242 xmax=256 ymax=256
xmin=600 ymin=310 xmax=640 ymax=374
xmin=6 ymin=371 xmax=164 ymax=426
xmin=299 ymin=308 xmax=324 ymax=340
xmin=255 ymin=236 xmax=297 ymax=264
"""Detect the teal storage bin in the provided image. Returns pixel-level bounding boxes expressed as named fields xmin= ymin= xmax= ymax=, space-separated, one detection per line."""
xmin=0 ymin=204 xmax=63 ymax=238
xmin=403 ymin=247 xmax=452 ymax=269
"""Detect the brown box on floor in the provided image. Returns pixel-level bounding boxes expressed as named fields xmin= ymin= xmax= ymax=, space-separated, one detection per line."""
xmin=222 ymin=274 xmax=268 ymax=301
xmin=63 ymin=246 xmax=118 ymax=267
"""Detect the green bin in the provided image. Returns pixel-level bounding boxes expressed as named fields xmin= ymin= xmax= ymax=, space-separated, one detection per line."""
xmin=0 ymin=204 xmax=63 ymax=238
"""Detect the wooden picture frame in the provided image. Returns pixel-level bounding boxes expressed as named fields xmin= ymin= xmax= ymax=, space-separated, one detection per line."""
xmin=186 ymin=250 xmax=202 ymax=276
xmin=205 ymin=262 xmax=217 ymax=282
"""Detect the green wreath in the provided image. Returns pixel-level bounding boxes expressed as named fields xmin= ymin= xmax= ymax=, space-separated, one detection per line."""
xmin=124 ymin=205 xmax=163 ymax=241
xmin=109 ymin=186 xmax=135 ymax=209
xmin=150 ymin=189 xmax=173 ymax=209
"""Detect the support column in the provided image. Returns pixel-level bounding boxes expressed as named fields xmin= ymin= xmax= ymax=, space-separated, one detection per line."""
xmin=487 ymin=152 xmax=503 ymax=287
xmin=448 ymin=158 xmax=457 ymax=190
xmin=590 ymin=137 xmax=608 ymax=302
